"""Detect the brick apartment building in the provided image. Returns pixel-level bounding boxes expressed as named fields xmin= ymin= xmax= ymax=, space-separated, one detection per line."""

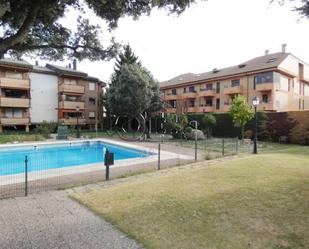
xmin=0 ymin=59 xmax=105 ymax=132
xmin=160 ymin=45 xmax=309 ymax=114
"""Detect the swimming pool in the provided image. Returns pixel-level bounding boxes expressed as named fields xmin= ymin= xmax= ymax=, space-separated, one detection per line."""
xmin=0 ymin=141 xmax=152 ymax=176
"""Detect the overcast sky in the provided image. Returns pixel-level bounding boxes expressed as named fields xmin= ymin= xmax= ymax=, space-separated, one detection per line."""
xmin=31 ymin=0 xmax=309 ymax=83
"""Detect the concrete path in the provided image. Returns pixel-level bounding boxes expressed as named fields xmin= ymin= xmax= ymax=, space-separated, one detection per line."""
xmin=0 ymin=191 xmax=143 ymax=249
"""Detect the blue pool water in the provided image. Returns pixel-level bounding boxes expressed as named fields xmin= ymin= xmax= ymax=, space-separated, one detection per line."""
xmin=0 ymin=141 xmax=151 ymax=176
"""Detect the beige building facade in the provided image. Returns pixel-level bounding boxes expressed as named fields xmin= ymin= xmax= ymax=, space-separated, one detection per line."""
xmin=0 ymin=59 xmax=105 ymax=132
xmin=161 ymin=46 xmax=309 ymax=114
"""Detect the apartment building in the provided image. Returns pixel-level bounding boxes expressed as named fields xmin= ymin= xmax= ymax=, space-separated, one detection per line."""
xmin=0 ymin=59 xmax=104 ymax=132
xmin=160 ymin=45 xmax=309 ymax=114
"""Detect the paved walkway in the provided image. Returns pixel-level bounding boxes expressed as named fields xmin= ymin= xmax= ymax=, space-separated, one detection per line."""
xmin=0 ymin=190 xmax=143 ymax=249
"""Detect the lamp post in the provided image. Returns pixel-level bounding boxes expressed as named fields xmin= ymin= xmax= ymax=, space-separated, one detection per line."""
xmin=252 ymin=97 xmax=260 ymax=154
xmin=189 ymin=120 xmax=198 ymax=162
xmin=76 ymin=106 xmax=80 ymax=138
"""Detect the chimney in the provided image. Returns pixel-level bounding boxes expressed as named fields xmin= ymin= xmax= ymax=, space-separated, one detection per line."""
xmin=265 ymin=50 xmax=269 ymax=56
xmin=282 ymin=44 xmax=287 ymax=53
xmin=35 ymin=61 xmax=39 ymax=66
xmin=73 ymin=59 xmax=77 ymax=70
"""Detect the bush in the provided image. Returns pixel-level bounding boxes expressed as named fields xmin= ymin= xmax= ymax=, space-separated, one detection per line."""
xmin=36 ymin=121 xmax=57 ymax=138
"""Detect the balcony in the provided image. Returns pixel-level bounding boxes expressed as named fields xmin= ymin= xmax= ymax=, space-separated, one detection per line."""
xmin=180 ymin=92 xmax=198 ymax=99
xmin=0 ymin=97 xmax=30 ymax=108
xmin=0 ymin=117 xmax=30 ymax=125
xmin=255 ymin=83 xmax=274 ymax=92
xmin=59 ymin=118 xmax=86 ymax=125
xmin=165 ymin=108 xmax=176 ymax=113
xmin=198 ymin=106 xmax=215 ymax=112
xmin=164 ymin=94 xmax=177 ymax=101
xmin=0 ymin=78 xmax=30 ymax=89
xmin=199 ymin=89 xmax=216 ymax=97
xmin=223 ymin=86 xmax=243 ymax=95
xmin=187 ymin=107 xmax=200 ymax=113
xmin=59 ymin=84 xmax=85 ymax=94
xmin=222 ymin=104 xmax=232 ymax=112
xmin=59 ymin=101 xmax=84 ymax=109
xmin=258 ymin=101 xmax=274 ymax=111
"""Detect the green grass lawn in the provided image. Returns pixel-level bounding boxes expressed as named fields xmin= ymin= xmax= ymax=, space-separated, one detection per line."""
xmin=72 ymin=145 xmax=309 ymax=249
xmin=0 ymin=133 xmax=45 ymax=144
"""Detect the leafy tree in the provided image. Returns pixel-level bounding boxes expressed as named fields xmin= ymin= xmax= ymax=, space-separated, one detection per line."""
xmin=230 ymin=95 xmax=254 ymax=142
xmin=164 ymin=114 xmax=188 ymax=138
xmin=201 ymin=113 xmax=216 ymax=137
xmin=0 ymin=0 xmax=196 ymax=60
xmin=273 ymin=0 xmax=309 ymax=18
xmin=105 ymin=63 xmax=162 ymax=120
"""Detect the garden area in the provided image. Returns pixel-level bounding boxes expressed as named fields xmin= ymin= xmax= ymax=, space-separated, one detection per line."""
xmin=72 ymin=144 xmax=309 ymax=249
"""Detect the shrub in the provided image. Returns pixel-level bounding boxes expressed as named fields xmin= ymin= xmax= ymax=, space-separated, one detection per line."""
xmin=36 ymin=121 xmax=57 ymax=138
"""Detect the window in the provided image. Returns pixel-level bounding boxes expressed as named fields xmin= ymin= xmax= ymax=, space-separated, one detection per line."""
xmin=189 ymin=86 xmax=195 ymax=93
xmin=168 ymin=100 xmax=176 ymax=108
xmin=5 ymin=108 xmax=24 ymax=118
xmin=231 ymin=79 xmax=240 ymax=87
xmin=254 ymin=72 xmax=273 ymax=84
xmin=206 ymin=83 xmax=213 ymax=90
xmin=216 ymin=98 xmax=220 ymax=110
xmin=89 ymin=97 xmax=96 ymax=105
xmin=188 ymin=99 xmax=195 ymax=107
xmin=205 ymin=97 xmax=213 ymax=106
xmin=262 ymin=94 xmax=269 ymax=103
xmin=5 ymin=71 xmax=22 ymax=79
xmin=89 ymin=111 xmax=95 ymax=119
xmin=89 ymin=82 xmax=95 ymax=91
xmin=216 ymin=82 xmax=220 ymax=93
xmin=171 ymin=89 xmax=177 ymax=95
xmin=64 ymin=78 xmax=77 ymax=85
xmin=183 ymin=87 xmax=187 ymax=93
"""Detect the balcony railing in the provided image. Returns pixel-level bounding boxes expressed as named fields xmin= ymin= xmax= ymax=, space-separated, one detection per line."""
xmin=0 ymin=117 xmax=30 ymax=125
xmin=0 ymin=78 xmax=30 ymax=89
xmin=222 ymin=104 xmax=232 ymax=112
xmin=180 ymin=92 xmax=198 ymax=99
xmin=164 ymin=94 xmax=178 ymax=100
xmin=59 ymin=118 xmax=86 ymax=125
xmin=165 ymin=108 xmax=176 ymax=113
xmin=258 ymin=101 xmax=273 ymax=111
xmin=0 ymin=97 xmax=30 ymax=108
xmin=59 ymin=84 xmax=85 ymax=94
xmin=223 ymin=86 xmax=243 ymax=95
xmin=199 ymin=89 xmax=216 ymax=97
xmin=255 ymin=83 xmax=274 ymax=92
xmin=59 ymin=101 xmax=85 ymax=109
xmin=198 ymin=106 xmax=215 ymax=112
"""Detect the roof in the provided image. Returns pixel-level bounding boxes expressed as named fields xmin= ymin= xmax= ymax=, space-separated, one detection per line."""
xmin=32 ymin=65 xmax=57 ymax=75
xmin=46 ymin=63 xmax=87 ymax=78
xmin=0 ymin=58 xmax=32 ymax=70
xmin=160 ymin=52 xmax=290 ymax=88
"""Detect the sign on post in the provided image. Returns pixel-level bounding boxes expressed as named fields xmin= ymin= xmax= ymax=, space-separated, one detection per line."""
xmin=104 ymin=149 xmax=114 ymax=181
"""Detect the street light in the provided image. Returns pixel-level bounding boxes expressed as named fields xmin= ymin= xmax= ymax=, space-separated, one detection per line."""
xmin=189 ymin=120 xmax=198 ymax=162
xmin=76 ymin=106 xmax=80 ymax=138
xmin=252 ymin=96 xmax=260 ymax=154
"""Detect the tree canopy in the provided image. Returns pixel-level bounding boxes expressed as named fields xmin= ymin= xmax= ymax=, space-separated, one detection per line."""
xmin=0 ymin=0 xmax=197 ymax=60
xmin=230 ymin=95 xmax=254 ymax=141
xmin=105 ymin=63 xmax=161 ymax=119
xmin=114 ymin=44 xmax=140 ymax=71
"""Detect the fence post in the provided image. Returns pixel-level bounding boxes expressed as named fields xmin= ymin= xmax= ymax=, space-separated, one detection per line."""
xmin=222 ymin=139 xmax=225 ymax=157
xmin=25 ymin=156 xmax=28 ymax=196
xmin=235 ymin=137 xmax=238 ymax=153
xmin=158 ymin=142 xmax=161 ymax=170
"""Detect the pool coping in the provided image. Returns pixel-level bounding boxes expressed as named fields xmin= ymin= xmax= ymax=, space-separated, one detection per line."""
xmin=0 ymin=139 xmax=193 ymax=186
